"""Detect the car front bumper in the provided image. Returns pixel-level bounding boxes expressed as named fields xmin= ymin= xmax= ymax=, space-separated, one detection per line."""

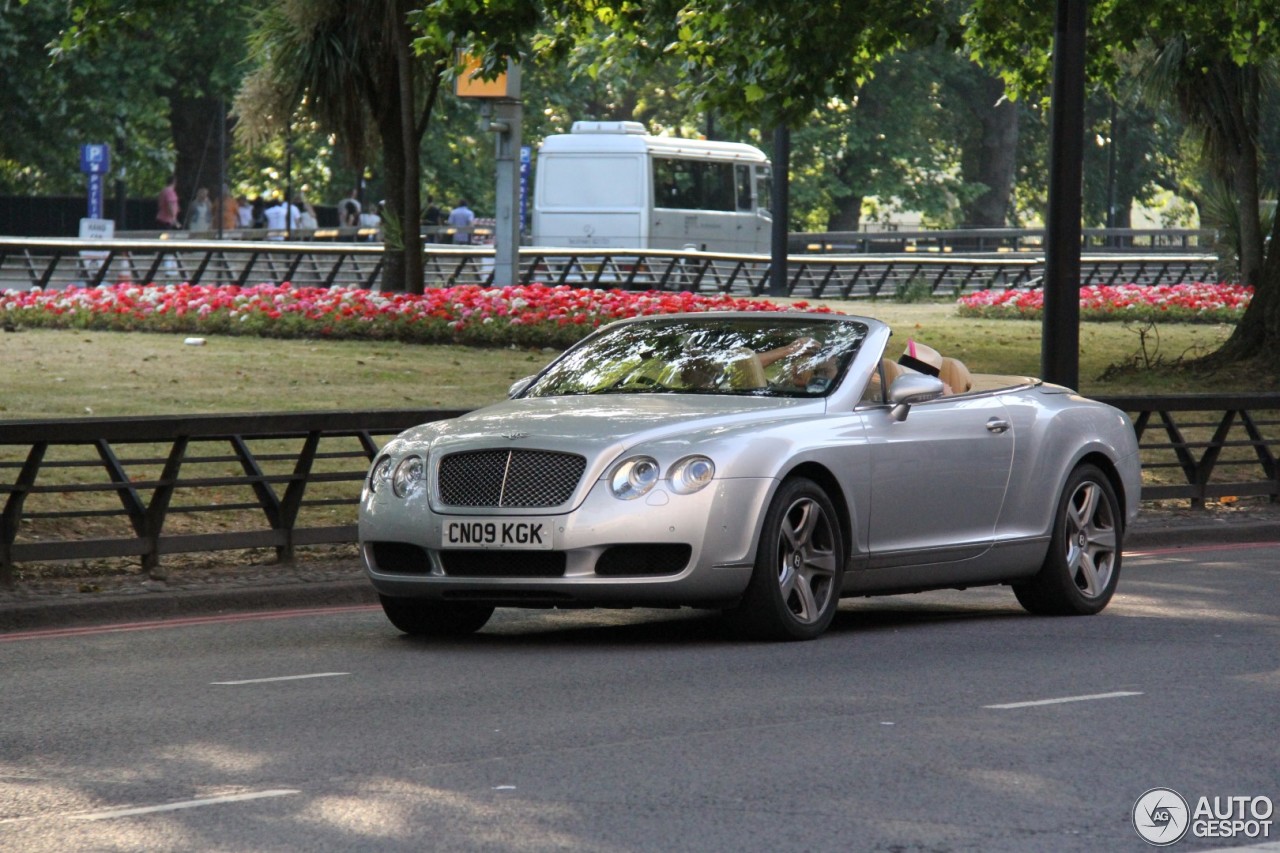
xmin=359 ymin=476 xmax=776 ymax=608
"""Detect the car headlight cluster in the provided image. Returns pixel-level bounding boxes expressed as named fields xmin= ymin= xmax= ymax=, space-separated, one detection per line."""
xmin=392 ymin=455 xmax=426 ymax=498
xmin=369 ymin=454 xmax=427 ymax=498
xmin=609 ymin=454 xmax=715 ymax=500
xmin=368 ymin=456 xmax=394 ymax=494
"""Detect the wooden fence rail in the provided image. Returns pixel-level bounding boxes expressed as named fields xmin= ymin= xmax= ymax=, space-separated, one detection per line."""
xmin=2 ymin=396 xmax=1277 ymax=582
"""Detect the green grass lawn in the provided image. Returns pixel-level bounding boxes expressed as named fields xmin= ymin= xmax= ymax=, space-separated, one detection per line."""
xmin=0 ymin=298 xmax=1261 ymax=420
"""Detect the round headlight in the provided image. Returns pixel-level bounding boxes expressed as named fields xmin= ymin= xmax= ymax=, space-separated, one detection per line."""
xmin=391 ymin=455 xmax=426 ymax=498
xmin=669 ymin=455 xmax=715 ymax=494
xmin=368 ymin=456 xmax=393 ymax=494
xmin=609 ymin=456 xmax=660 ymax=500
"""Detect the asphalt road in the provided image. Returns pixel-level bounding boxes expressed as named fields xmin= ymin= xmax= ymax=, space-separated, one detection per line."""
xmin=2 ymin=541 xmax=1278 ymax=852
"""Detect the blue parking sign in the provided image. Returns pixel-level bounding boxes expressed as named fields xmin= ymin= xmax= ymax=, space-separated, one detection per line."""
xmin=79 ymin=143 xmax=110 ymax=175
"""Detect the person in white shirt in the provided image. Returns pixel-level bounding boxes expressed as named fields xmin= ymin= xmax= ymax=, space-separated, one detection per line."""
xmin=447 ymin=199 xmax=475 ymax=245
xmin=262 ymin=195 xmax=300 ymax=238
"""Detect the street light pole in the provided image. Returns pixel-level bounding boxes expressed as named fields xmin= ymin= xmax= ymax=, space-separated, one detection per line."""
xmin=490 ymin=61 xmax=523 ymax=287
xmin=768 ymin=126 xmax=790 ymax=297
xmin=1042 ymin=0 xmax=1087 ymax=390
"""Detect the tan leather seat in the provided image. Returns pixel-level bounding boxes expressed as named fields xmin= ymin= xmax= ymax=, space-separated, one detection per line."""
xmin=939 ymin=357 xmax=972 ymax=393
xmin=725 ymin=349 xmax=767 ymax=389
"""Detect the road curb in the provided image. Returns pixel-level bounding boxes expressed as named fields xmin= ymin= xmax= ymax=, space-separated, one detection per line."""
xmin=1125 ymin=518 xmax=1280 ymax=550
xmin=0 ymin=580 xmax=377 ymax=633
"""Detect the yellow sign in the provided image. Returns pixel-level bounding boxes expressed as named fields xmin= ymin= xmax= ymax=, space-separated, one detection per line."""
xmin=455 ymin=53 xmax=510 ymax=98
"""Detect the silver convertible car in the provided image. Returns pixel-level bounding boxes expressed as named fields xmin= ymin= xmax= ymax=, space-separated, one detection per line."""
xmin=359 ymin=312 xmax=1141 ymax=641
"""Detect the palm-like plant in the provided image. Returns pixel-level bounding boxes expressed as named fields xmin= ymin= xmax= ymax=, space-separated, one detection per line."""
xmin=1137 ymin=35 xmax=1280 ymax=363
xmin=235 ymin=0 xmax=451 ymax=293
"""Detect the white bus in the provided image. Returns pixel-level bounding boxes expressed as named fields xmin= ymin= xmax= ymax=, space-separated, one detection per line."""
xmin=531 ymin=121 xmax=772 ymax=254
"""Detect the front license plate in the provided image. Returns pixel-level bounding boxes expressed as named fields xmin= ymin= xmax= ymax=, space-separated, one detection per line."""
xmin=441 ymin=517 xmax=553 ymax=550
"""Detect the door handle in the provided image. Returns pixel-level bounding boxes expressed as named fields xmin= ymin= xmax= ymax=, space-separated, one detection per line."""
xmin=986 ymin=418 xmax=1011 ymax=434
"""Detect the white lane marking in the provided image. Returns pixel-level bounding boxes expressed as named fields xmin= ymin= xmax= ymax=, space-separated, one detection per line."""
xmin=984 ymin=691 xmax=1143 ymax=709
xmin=211 ymin=672 xmax=349 ymax=685
xmin=70 ymin=789 xmax=300 ymax=821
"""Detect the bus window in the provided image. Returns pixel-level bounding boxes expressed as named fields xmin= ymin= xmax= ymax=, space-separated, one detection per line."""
xmin=735 ymin=165 xmax=754 ymax=212
xmin=756 ymin=165 xmax=772 ymax=215
xmin=653 ymin=157 xmax=737 ymax=212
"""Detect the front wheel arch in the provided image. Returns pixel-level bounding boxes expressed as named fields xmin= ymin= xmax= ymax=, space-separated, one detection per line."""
xmin=1014 ymin=462 xmax=1123 ymax=616
xmin=726 ymin=475 xmax=847 ymax=641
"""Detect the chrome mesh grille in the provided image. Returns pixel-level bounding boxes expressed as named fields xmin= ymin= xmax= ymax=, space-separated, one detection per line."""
xmin=437 ymin=449 xmax=586 ymax=508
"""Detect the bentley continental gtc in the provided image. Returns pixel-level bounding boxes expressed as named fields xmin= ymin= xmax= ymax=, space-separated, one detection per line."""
xmin=359 ymin=312 xmax=1141 ymax=641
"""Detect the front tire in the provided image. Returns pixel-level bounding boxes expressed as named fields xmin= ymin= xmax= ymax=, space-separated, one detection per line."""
xmin=1014 ymin=464 xmax=1123 ymax=615
xmin=379 ymin=595 xmax=494 ymax=637
xmin=727 ymin=478 xmax=845 ymax=641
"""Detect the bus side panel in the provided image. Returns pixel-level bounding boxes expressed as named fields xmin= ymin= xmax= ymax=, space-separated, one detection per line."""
xmin=533 ymin=211 xmax=646 ymax=248
xmin=532 ymin=153 xmax=648 ymax=248
xmin=650 ymin=210 xmax=736 ymax=252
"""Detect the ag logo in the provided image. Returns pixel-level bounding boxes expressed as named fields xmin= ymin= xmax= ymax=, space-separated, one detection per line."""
xmin=1134 ymin=788 xmax=1190 ymax=846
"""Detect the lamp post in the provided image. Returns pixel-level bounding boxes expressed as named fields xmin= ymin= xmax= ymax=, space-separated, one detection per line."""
xmin=1041 ymin=0 xmax=1087 ymax=390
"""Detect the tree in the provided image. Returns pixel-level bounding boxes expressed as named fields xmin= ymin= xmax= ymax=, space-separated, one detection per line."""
xmin=0 ymin=2 xmax=172 ymax=201
xmin=56 ymin=0 xmax=253 ymax=220
xmin=966 ymin=0 xmax=1280 ymax=369
xmin=237 ymin=0 xmax=538 ymax=292
xmin=541 ymin=1 xmax=939 ymax=131
xmin=789 ymin=49 xmax=980 ymax=232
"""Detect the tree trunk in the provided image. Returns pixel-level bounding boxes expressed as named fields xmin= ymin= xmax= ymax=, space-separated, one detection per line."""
xmin=390 ymin=0 xmax=424 ymax=295
xmin=1198 ymin=62 xmax=1276 ymax=366
xmin=1213 ymin=203 xmax=1280 ymax=366
xmin=826 ymin=194 xmax=863 ymax=232
xmin=366 ymin=0 xmax=425 ymax=294
xmin=959 ymin=73 xmax=1018 ymax=229
xmin=169 ymin=94 xmax=228 ymax=223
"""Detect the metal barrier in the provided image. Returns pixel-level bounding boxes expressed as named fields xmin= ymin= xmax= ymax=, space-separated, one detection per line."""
xmin=2 ymin=396 xmax=1277 ymax=581
xmin=793 ymin=227 xmax=1217 ymax=254
xmin=0 ymin=410 xmax=463 ymax=583
xmin=1099 ymin=394 xmax=1280 ymax=507
xmin=0 ymin=237 xmax=1222 ymax=297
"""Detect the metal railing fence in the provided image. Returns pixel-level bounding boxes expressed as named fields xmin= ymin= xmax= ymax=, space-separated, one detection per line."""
xmin=2 ymin=395 xmax=1276 ymax=582
xmin=0 ymin=237 xmax=1222 ymax=298
xmin=792 ymin=227 xmax=1217 ymax=254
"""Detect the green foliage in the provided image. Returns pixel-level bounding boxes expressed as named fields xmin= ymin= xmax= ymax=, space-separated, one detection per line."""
xmin=0 ymin=1 xmax=171 ymax=193
xmin=892 ymin=277 xmax=937 ymax=304
xmin=540 ymin=0 xmax=939 ymax=130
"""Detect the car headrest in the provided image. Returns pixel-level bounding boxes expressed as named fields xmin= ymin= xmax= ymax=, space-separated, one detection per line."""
xmin=940 ymin=357 xmax=973 ymax=393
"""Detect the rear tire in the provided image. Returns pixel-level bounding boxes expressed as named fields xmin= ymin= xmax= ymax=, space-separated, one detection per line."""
xmin=727 ymin=478 xmax=845 ymax=641
xmin=379 ymin=595 xmax=494 ymax=637
xmin=1014 ymin=464 xmax=1123 ymax=616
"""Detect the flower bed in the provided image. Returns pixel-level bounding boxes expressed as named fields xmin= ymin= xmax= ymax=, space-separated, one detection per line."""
xmin=0 ymin=283 xmax=833 ymax=349
xmin=956 ymin=283 xmax=1252 ymax=323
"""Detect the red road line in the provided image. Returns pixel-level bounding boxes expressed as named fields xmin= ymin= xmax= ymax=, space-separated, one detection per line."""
xmin=0 ymin=604 xmax=380 ymax=642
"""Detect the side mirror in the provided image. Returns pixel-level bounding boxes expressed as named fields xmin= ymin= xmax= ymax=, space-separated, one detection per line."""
xmin=888 ymin=373 xmax=945 ymax=422
xmin=508 ymin=376 xmax=535 ymax=398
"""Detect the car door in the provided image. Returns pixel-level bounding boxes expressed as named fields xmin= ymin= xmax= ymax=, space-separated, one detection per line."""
xmin=862 ymin=394 xmax=1014 ymax=568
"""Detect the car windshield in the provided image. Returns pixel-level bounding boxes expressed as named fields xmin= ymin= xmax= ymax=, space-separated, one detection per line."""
xmin=524 ymin=315 xmax=869 ymax=398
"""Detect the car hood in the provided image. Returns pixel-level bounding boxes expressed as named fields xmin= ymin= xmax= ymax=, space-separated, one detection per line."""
xmin=390 ymin=394 xmax=823 ymax=462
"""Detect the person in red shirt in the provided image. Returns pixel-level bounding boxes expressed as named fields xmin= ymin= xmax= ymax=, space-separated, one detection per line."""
xmin=156 ymin=174 xmax=180 ymax=230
